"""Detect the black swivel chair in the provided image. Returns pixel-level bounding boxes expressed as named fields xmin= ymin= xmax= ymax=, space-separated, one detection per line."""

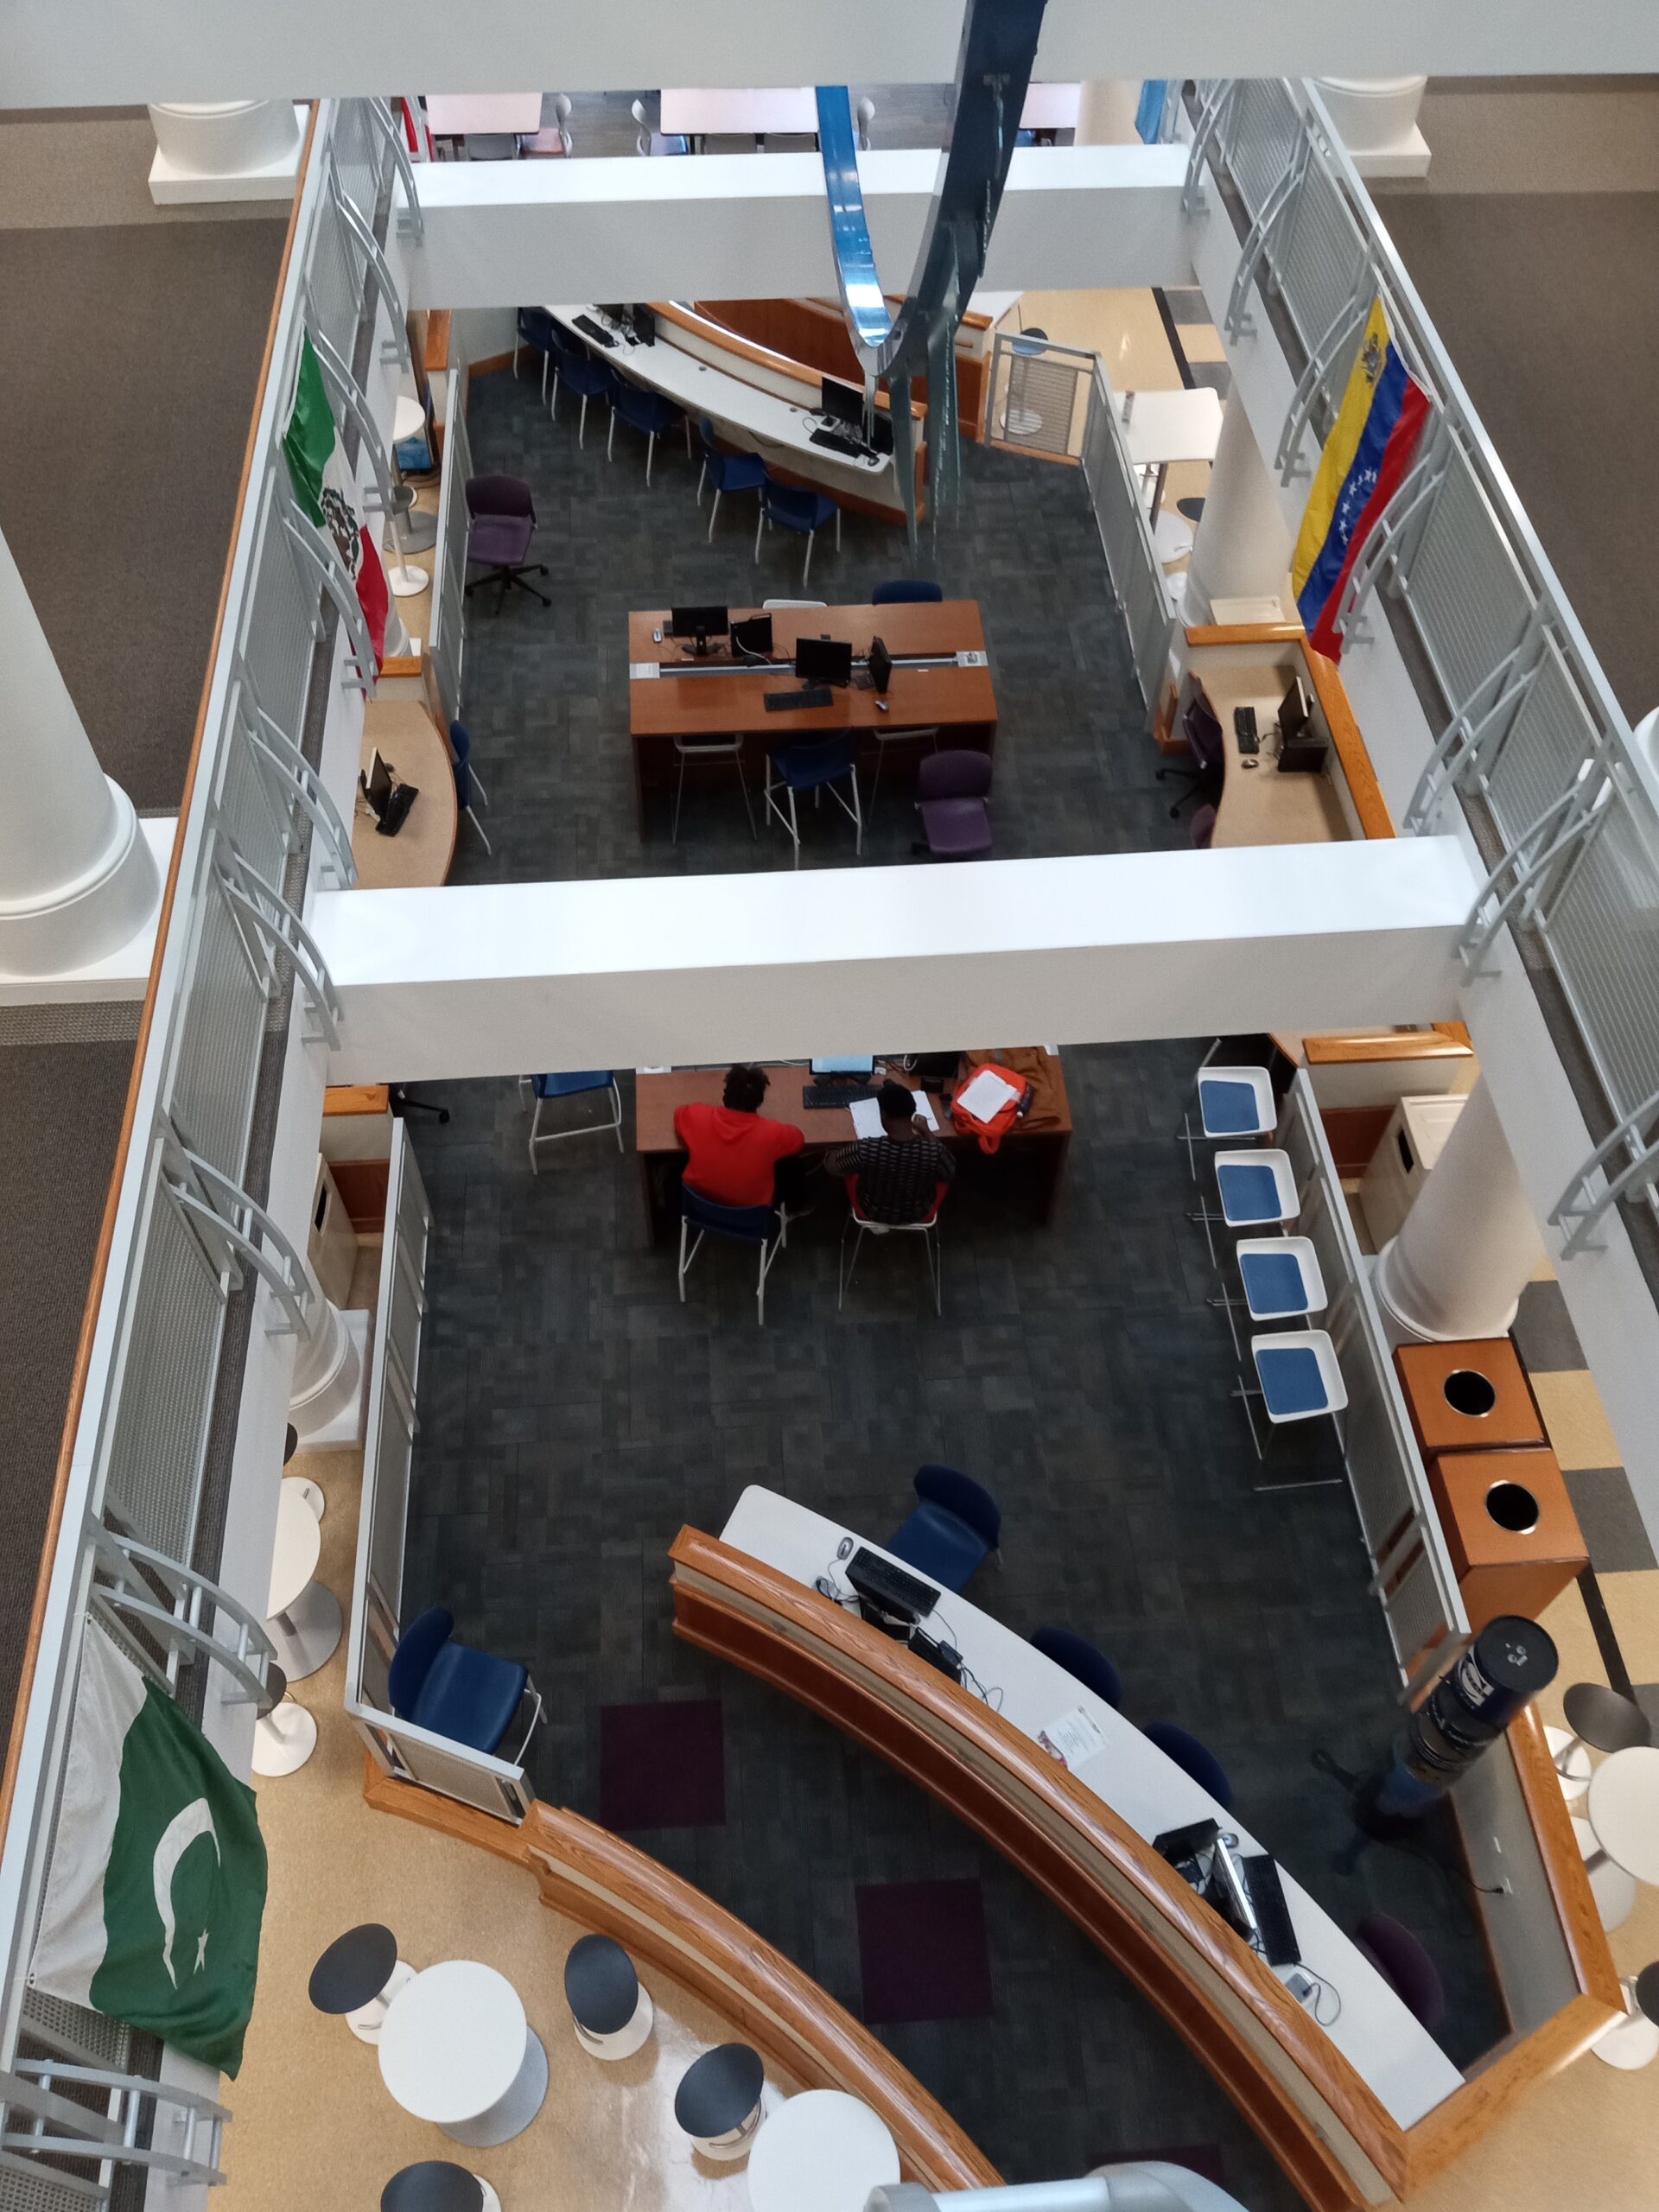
xmin=1159 ymin=693 xmax=1225 ymax=817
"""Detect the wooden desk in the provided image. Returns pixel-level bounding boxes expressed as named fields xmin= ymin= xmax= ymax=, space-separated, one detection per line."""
xmin=633 ymin=1050 xmax=1070 ymax=1244
xmin=352 ymin=701 xmax=457 ymax=889
xmin=1197 ymin=660 xmax=1351 ymax=848
xmin=628 ymin=601 xmax=996 ymax=836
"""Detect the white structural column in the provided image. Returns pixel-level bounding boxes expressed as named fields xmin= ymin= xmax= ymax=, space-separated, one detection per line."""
xmin=1074 ymin=81 xmax=1144 ymax=146
xmin=148 ymin=100 xmax=306 ymax=205
xmin=0 ymin=530 xmax=161 ymax=980
xmin=1313 ymin=78 xmax=1430 ymax=179
xmin=1181 ymin=397 xmax=1294 ymax=624
xmin=1374 ymin=1080 xmax=1547 ymax=1343
xmin=288 ymin=1257 xmax=366 ymax=1443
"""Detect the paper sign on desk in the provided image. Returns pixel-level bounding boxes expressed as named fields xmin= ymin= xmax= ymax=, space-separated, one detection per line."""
xmin=957 ymin=1067 xmax=1020 ymax=1125
xmin=1038 ymin=1705 xmax=1106 ymax=1770
xmin=848 ymin=1089 xmax=938 ymax=1140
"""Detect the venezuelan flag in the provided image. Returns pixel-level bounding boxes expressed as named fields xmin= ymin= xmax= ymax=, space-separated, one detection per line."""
xmin=1292 ymin=297 xmax=1432 ymax=660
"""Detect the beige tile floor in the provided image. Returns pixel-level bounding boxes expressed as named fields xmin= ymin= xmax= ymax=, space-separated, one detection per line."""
xmin=382 ymin=481 xmax=439 ymax=655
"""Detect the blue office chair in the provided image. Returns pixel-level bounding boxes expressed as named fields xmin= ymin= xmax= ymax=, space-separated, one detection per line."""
xmin=521 ymin=1071 xmax=624 ymax=1167
xmin=871 ymin=579 xmax=943 ymax=605
xmin=514 ymin=308 xmax=559 ymax=407
xmin=550 ymin=336 xmax=616 ymax=446
xmin=697 ymin=420 xmax=768 ymax=541
xmin=448 ymin=719 xmax=490 ymax=852
xmin=887 ymin=1465 xmax=1001 ymax=1592
xmin=1030 ymin=1628 xmax=1123 ymax=1710
xmin=764 ymin=736 xmax=861 ymax=867
xmin=608 ymin=380 xmax=687 ymax=485
xmin=1143 ymin=1721 xmax=1233 ymax=1810
xmin=678 ymin=1183 xmax=786 ymax=1326
xmin=387 ymin=1607 xmax=542 ymax=1761
xmin=754 ymin=477 xmax=841 ymax=587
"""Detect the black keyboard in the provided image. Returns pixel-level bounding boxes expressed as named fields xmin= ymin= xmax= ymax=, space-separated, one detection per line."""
xmin=803 ymin=1083 xmax=879 ymax=1110
xmin=375 ymin=783 xmax=418 ymax=836
xmin=765 ymin=686 xmax=833 ymax=712
xmin=1241 ymin=1853 xmax=1300 ymax=1967
xmin=573 ymin=313 xmax=616 ymax=348
xmin=809 ymin=423 xmax=872 ymax=460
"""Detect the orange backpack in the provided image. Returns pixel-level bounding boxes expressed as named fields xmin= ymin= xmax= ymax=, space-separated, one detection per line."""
xmin=951 ymin=1062 xmax=1032 ymax=1154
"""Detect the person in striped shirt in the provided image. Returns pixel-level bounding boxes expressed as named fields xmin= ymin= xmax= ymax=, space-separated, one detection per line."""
xmin=827 ymin=1079 xmax=955 ymax=1224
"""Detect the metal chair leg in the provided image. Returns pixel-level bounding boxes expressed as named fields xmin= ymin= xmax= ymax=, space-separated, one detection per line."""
xmin=579 ymin=394 xmax=589 ymax=447
xmin=707 ymin=487 xmax=722 ymax=543
xmin=645 ymin=431 xmax=656 ymax=486
xmin=683 ymin=416 xmax=694 ymax=459
xmin=607 ymin=412 xmax=616 ymax=461
xmin=754 ymin=506 xmax=765 ymax=563
xmin=696 ymin=458 xmax=707 ymax=505
xmin=734 ymin=748 xmax=756 ymax=838
xmin=672 ymin=751 xmax=688 ymax=844
xmin=466 ymin=806 xmax=492 ymax=852
xmin=802 ymin=530 xmax=814 ymax=587
xmin=849 ymin=767 xmax=862 ymax=855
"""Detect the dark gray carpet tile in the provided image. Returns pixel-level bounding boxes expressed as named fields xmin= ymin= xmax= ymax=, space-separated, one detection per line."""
xmin=0 ymin=1038 xmax=133 ymax=1748
xmin=1510 ymin=1279 xmax=1586 ymax=1376
xmin=1381 ymin=191 xmax=1659 ymax=723
xmin=0 ymin=219 xmax=286 ymax=810
xmin=447 ymin=369 xmax=1177 ymax=886
xmin=398 ymin=1039 xmax=1508 ymax=2187
xmin=1563 ymin=1468 xmax=1659 ymax=1574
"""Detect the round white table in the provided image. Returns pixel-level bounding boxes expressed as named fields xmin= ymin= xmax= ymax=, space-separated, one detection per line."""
xmin=747 ymin=2090 xmax=899 ymax=2212
xmin=264 ymin=1478 xmax=341 ymax=1682
xmin=379 ymin=1961 xmax=548 ymax=2147
xmin=1573 ymin=1815 xmax=1636 ymax=1930
xmin=1545 ymin=1722 xmax=1592 ymax=1803
xmin=1586 ymin=1745 xmax=1659 ymax=1885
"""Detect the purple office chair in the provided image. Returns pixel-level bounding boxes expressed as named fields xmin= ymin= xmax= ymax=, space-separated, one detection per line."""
xmin=1159 ymin=693 xmax=1224 ymax=817
xmin=913 ymin=748 xmax=992 ymax=860
xmin=464 ymin=475 xmax=550 ymax=609
xmin=1355 ymin=1915 xmax=1446 ymax=2033
xmin=1191 ymin=801 xmax=1217 ymax=849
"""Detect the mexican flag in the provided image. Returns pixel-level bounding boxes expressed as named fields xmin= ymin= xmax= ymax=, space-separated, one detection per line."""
xmin=282 ymin=329 xmax=390 ymax=667
xmin=30 ymin=1625 xmax=268 ymax=2076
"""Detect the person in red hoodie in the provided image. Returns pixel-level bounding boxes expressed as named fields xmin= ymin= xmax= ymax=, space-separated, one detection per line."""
xmin=674 ymin=1065 xmax=808 ymax=1211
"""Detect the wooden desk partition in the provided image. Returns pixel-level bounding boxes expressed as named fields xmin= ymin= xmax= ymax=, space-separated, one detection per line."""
xmin=362 ymin=1762 xmax=997 ymax=2195
xmin=670 ymin=1529 xmax=1622 ymax=2210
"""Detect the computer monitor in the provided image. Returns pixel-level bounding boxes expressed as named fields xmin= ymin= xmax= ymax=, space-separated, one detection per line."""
xmin=810 ymin=1057 xmax=875 ymax=1077
xmin=867 ymin=635 xmax=893 ymax=694
xmin=1278 ymin=675 xmax=1312 ymax=747
xmin=670 ymin=605 xmax=730 ymax=640
xmin=361 ymin=749 xmax=393 ymax=820
xmin=820 ymin=376 xmax=863 ymax=429
xmin=796 ymin=635 xmax=853 ymax=687
xmin=631 ymin=303 xmax=657 ymax=346
xmin=599 ymin=302 xmax=630 ymax=326
xmin=845 ymin=1548 xmax=939 ymax=1636
xmin=730 ymin=613 xmax=774 ymax=660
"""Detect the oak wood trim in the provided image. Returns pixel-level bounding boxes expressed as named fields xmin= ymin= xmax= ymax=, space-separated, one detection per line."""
xmin=1303 ymin=1033 xmax=1477 ymax=1065
xmin=468 ymin=349 xmax=516 ymax=380
xmin=1185 ymin=622 xmax=1306 ymax=647
xmin=378 ymin=654 xmax=425 ymax=680
xmin=1302 ymin=650 xmax=1395 ymax=841
xmin=657 ymin=301 xmax=925 ymax=417
xmin=324 ymin=1084 xmax=392 ymax=1116
xmin=670 ymin=1529 xmax=1403 ymax=2210
xmin=0 ymin=102 xmax=321 ymax=1848
xmin=423 ymin=308 xmax=452 ymax=377
xmin=1433 ymin=1022 xmax=1474 ymax=1050
xmin=1506 ymin=1707 xmax=1623 ymax=2009
xmin=361 ymin=1760 xmax=998 ymax=2191
xmin=1402 ymin=1992 xmax=1618 ymax=2188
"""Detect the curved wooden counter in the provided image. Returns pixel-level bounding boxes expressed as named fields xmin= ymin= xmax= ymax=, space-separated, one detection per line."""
xmin=363 ymin=1761 xmax=997 ymax=2195
xmin=669 ymin=1526 xmax=1618 ymax=2211
xmin=352 ymin=700 xmax=457 ymax=888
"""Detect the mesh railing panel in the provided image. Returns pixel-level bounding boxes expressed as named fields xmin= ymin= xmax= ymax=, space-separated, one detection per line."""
xmin=1402 ymin=443 xmax=1533 ymax=713
xmin=1273 ymin=159 xmax=1366 ymax=368
xmin=1484 ymin=637 xmax=1599 ymax=842
xmin=1543 ymin=806 xmax=1659 ymax=1123
xmin=1222 ymin=79 xmax=1303 ymax=213
xmin=163 ymin=882 xmax=269 ymax=1178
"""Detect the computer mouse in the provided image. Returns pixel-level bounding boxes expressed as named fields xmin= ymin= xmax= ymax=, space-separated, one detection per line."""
xmin=836 ymin=1535 xmax=855 ymax=1560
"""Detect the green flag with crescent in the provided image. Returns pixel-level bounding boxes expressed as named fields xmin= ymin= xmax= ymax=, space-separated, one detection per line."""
xmin=29 ymin=1624 xmax=268 ymax=2075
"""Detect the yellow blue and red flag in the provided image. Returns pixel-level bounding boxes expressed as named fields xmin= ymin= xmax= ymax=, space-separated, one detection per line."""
xmin=1291 ymin=297 xmax=1430 ymax=660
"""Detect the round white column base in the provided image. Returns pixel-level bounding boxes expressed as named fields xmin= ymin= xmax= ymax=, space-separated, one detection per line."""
xmin=0 ymin=779 xmax=160 ymax=980
xmin=1372 ymin=1234 xmax=1522 ymax=1346
xmin=266 ymin=1584 xmax=342 ymax=1682
xmin=252 ymin=1701 xmax=317 ymax=1777
xmin=289 ymin=1307 xmax=369 ymax=1446
xmin=149 ymin=99 xmax=303 ymax=176
xmin=346 ymin=1959 xmax=418 ymax=2044
xmin=442 ymin=2027 xmax=549 ymax=2148
xmin=387 ymin=566 xmax=430 ymax=600
xmin=1546 ymin=1725 xmax=1592 ymax=1803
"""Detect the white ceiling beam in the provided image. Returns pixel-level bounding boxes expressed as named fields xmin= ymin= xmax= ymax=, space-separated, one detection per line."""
xmin=4 ymin=2 xmax=1657 ymax=106
xmin=311 ymin=841 xmax=1476 ymax=1086
xmin=403 ymin=147 xmax=1192 ymax=309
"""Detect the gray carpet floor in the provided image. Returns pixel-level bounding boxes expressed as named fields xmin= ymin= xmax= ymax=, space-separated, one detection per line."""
xmin=1376 ymin=189 xmax=1659 ymax=724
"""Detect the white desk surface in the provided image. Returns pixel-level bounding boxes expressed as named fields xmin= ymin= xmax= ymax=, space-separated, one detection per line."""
xmin=266 ymin=1479 xmax=321 ymax=1617
xmin=1022 ymin=82 xmax=1082 ymax=131
xmin=1116 ymin=387 xmax=1225 ymax=467
xmin=747 ymin=2090 xmax=899 ymax=2212
xmin=549 ymin=307 xmax=895 ymax=499
xmin=424 ymin=93 xmax=543 ymax=137
xmin=720 ymin=1484 xmax=1464 ymax=2128
xmin=378 ymin=1959 xmax=528 ymax=2123
xmin=662 ymin=87 xmax=818 ymax=137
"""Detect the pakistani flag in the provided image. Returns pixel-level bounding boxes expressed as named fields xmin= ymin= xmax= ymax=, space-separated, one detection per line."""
xmin=30 ymin=1625 xmax=268 ymax=2076
xmin=282 ymin=329 xmax=390 ymax=667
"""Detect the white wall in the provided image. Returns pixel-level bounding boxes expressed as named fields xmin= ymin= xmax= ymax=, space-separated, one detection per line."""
xmin=5 ymin=3 xmax=1658 ymax=105
xmin=311 ymin=840 xmax=1474 ymax=1084
xmin=404 ymin=148 xmax=1193 ymax=311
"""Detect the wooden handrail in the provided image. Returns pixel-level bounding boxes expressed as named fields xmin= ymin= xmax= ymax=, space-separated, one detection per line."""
xmin=1301 ymin=650 xmax=1395 ymax=840
xmin=1185 ymin=621 xmax=1306 ymax=648
xmin=0 ymin=103 xmax=321 ymax=1853
xmin=670 ymin=1529 xmax=1402 ymax=2211
xmin=1303 ymin=1028 xmax=1474 ymax=1065
xmin=655 ymin=301 xmax=925 ymax=417
xmin=323 ymin=1084 xmax=391 ymax=1116
xmin=362 ymin=1760 xmax=998 ymax=2192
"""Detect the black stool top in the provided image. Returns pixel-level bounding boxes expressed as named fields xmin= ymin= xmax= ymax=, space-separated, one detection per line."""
xmin=1633 ymin=1961 xmax=1659 ymax=2025
xmin=675 ymin=2043 xmax=764 ymax=2137
xmin=308 ymin=1923 xmax=398 ymax=2014
xmin=564 ymin=1933 xmax=639 ymax=2034
xmin=1562 ymin=1681 xmax=1652 ymax=1754
xmin=381 ymin=2162 xmax=483 ymax=2212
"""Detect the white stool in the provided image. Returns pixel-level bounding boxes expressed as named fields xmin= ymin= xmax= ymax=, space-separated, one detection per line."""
xmin=251 ymin=1662 xmax=317 ymax=1777
xmin=309 ymin=1923 xmax=419 ymax=2044
xmin=563 ymin=1934 xmax=654 ymax=2060
xmin=674 ymin=2044 xmax=767 ymax=2160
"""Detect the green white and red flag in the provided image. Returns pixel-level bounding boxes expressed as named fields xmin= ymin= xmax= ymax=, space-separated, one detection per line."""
xmin=281 ymin=330 xmax=389 ymax=666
